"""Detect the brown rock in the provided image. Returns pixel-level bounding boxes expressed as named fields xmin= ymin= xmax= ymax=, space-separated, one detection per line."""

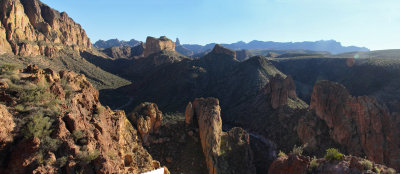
xmin=268 ymin=155 xmax=310 ymax=174
xmin=144 ymin=36 xmax=175 ymax=57
xmin=193 ymin=98 xmax=222 ymax=174
xmin=0 ymin=104 xmax=15 ymax=149
xmin=191 ymin=98 xmax=256 ymax=174
xmin=264 ymin=74 xmax=297 ymax=109
xmin=309 ymin=80 xmax=400 ymax=170
xmin=165 ymin=157 xmax=173 ymax=163
xmin=185 ymin=101 xmax=194 ymax=125
xmin=129 ymin=102 xmax=163 ymax=144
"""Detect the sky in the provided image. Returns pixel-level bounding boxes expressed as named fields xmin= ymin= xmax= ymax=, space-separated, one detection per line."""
xmin=40 ymin=0 xmax=400 ymax=50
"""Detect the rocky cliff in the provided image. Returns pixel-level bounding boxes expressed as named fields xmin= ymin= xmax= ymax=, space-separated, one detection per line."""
xmin=144 ymin=36 xmax=175 ymax=57
xmin=305 ymin=80 xmax=400 ymax=170
xmin=0 ymin=0 xmax=91 ymax=57
xmin=0 ymin=65 xmax=168 ymax=173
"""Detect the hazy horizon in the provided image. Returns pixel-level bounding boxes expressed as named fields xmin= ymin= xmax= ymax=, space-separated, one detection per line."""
xmin=41 ymin=0 xmax=400 ymax=51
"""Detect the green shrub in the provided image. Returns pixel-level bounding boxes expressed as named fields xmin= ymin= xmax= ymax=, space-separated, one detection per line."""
xmin=324 ymin=148 xmax=344 ymax=161
xmin=22 ymin=112 xmax=53 ymax=139
xmin=72 ymin=130 xmax=86 ymax=141
xmin=308 ymin=156 xmax=320 ymax=173
xmin=361 ymin=159 xmax=373 ymax=170
xmin=290 ymin=144 xmax=305 ymax=155
xmin=373 ymin=167 xmax=381 ymax=174
xmin=78 ymin=149 xmax=100 ymax=165
xmin=56 ymin=156 xmax=68 ymax=168
xmin=0 ymin=63 xmax=20 ymax=75
xmin=278 ymin=150 xmax=287 ymax=158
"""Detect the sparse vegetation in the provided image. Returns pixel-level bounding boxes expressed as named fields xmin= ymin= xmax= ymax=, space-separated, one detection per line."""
xmin=22 ymin=112 xmax=53 ymax=139
xmin=78 ymin=149 xmax=100 ymax=165
xmin=290 ymin=144 xmax=306 ymax=155
xmin=324 ymin=148 xmax=344 ymax=161
xmin=308 ymin=156 xmax=319 ymax=173
xmin=361 ymin=159 xmax=373 ymax=170
xmin=278 ymin=151 xmax=288 ymax=158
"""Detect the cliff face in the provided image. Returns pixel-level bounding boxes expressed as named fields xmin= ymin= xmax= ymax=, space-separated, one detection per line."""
xmin=143 ymin=36 xmax=175 ymax=57
xmin=308 ymin=80 xmax=400 ymax=170
xmin=0 ymin=65 xmax=167 ymax=173
xmin=0 ymin=0 xmax=91 ymax=57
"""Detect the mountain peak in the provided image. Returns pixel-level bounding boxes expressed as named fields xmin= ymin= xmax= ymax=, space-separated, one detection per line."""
xmin=210 ymin=44 xmax=236 ymax=59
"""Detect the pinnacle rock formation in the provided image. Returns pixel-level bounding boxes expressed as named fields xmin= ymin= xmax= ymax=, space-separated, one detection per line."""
xmin=0 ymin=0 xmax=91 ymax=57
xmin=186 ymin=98 xmax=256 ymax=174
xmin=128 ymin=102 xmax=163 ymax=145
xmin=143 ymin=36 xmax=175 ymax=57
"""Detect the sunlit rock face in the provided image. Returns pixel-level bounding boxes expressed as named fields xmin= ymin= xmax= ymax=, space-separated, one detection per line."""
xmin=0 ymin=0 xmax=91 ymax=57
xmin=144 ymin=36 xmax=175 ymax=57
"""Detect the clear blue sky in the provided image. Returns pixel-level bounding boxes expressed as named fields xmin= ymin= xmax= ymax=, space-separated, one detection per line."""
xmin=41 ymin=0 xmax=400 ymax=50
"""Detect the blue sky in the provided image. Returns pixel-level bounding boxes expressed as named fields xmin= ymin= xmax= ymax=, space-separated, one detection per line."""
xmin=41 ymin=0 xmax=400 ymax=50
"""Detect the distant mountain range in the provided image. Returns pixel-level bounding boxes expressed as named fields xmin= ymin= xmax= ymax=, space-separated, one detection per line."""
xmin=94 ymin=39 xmax=141 ymax=49
xmin=94 ymin=38 xmax=369 ymax=54
xmin=182 ymin=40 xmax=369 ymax=54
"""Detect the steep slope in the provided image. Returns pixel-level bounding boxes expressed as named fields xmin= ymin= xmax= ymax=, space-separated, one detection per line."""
xmin=0 ymin=65 xmax=168 ymax=173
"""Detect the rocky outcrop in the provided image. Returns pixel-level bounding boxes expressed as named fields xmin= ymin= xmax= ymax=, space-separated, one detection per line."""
xmin=210 ymin=44 xmax=236 ymax=59
xmin=0 ymin=104 xmax=14 ymax=149
xmin=309 ymin=80 xmax=400 ymax=170
xmin=269 ymin=154 xmax=396 ymax=174
xmin=0 ymin=65 xmax=168 ymax=173
xmin=102 ymin=43 xmax=145 ymax=59
xmin=144 ymin=36 xmax=175 ymax=57
xmin=129 ymin=102 xmax=163 ymax=145
xmin=264 ymin=74 xmax=297 ymax=109
xmin=0 ymin=0 xmax=91 ymax=57
xmin=186 ymin=98 xmax=256 ymax=174
xmin=268 ymin=155 xmax=310 ymax=174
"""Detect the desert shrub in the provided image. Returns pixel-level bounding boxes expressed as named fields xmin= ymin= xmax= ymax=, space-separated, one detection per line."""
xmin=324 ymin=148 xmax=344 ymax=161
xmin=0 ymin=63 xmax=20 ymax=75
xmin=22 ymin=112 xmax=53 ymax=139
xmin=387 ymin=168 xmax=396 ymax=174
xmin=308 ymin=156 xmax=320 ymax=173
xmin=40 ymin=136 xmax=61 ymax=152
xmin=278 ymin=150 xmax=287 ymax=158
xmin=78 ymin=149 xmax=100 ymax=165
xmin=93 ymin=105 xmax=105 ymax=118
xmin=56 ymin=156 xmax=68 ymax=168
xmin=290 ymin=144 xmax=305 ymax=155
xmin=373 ymin=167 xmax=381 ymax=174
xmin=361 ymin=159 xmax=373 ymax=170
xmin=73 ymin=130 xmax=86 ymax=141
